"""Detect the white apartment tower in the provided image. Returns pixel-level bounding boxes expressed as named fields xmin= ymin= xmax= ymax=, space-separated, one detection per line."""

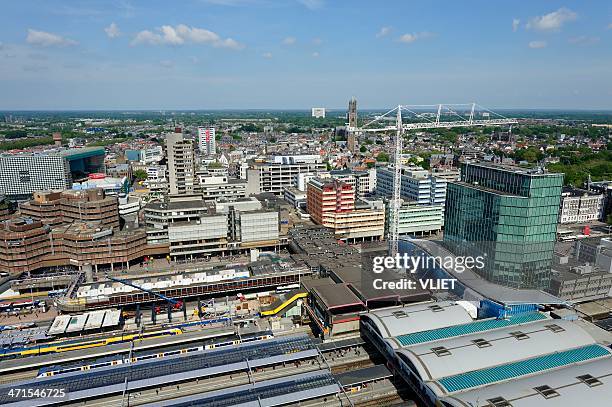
xmin=166 ymin=128 xmax=196 ymax=196
xmin=198 ymin=126 xmax=216 ymax=156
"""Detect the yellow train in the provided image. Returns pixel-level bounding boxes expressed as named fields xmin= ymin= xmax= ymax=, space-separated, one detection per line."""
xmin=37 ymin=331 xmax=274 ymax=377
xmin=0 ymin=328 xmax=182 ymax=359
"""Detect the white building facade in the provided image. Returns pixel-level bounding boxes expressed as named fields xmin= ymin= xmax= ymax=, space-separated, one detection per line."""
xmin=198 ymin=126 xmax=216 ymax=156
xmin=559 ymin=188 xmax=605 ymax=224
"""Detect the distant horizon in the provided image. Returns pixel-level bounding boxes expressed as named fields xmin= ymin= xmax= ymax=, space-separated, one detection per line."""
xmin=3 ymin=107 xmax=612 ymax=113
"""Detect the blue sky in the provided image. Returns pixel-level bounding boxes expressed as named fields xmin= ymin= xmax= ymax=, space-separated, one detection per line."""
xmin=0 ymin=0 xmax=610 ymax=110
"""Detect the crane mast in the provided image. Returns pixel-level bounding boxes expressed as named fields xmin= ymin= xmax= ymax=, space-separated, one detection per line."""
xmin=390 ymin=106 xmax=403 ymax=257
xmin=351 ymin=103 xmax=518 ymax=258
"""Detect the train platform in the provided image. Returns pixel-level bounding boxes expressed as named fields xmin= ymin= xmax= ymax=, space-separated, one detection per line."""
xmin=0 ymin=334 xmax=318 ymax=407
xmin=0 ymin=326 xmax=234 ymax=373
xmin=334 ymin=364 xmax=392 ymax=387
xmin=0 ymin=327 xmax=50 ymax=347
xmin=36 ymin=329 xmax=273 ymax=375
xmin=141 ymin=370 xmax=340 ymax=407
xmin=318 ymin=336 xmax=365 ymax=352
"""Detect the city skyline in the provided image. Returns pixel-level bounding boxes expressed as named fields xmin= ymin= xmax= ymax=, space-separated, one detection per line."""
xmin=0 ymin=0 xmax=611 ymax=110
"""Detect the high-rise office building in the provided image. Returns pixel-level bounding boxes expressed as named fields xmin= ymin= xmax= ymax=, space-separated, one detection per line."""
xmin=307 ymin=178 xmax=385 ymax=242
xmin=377 ymin=166 xmax=447 ymax=206
xmin=198 ymin=126 xmax=216 ymax=156
xmin=166 ymin=128 xmax=196 ymax=196
xmin=329 ymin=168 xmax=376 ymax=197
xmin=443 ymin=162 xmax=563 ymax=290
xmin=0 ymin=153 xmax=72 ymax=201
xmin=246 ymin=155 xmax=326 ymax=195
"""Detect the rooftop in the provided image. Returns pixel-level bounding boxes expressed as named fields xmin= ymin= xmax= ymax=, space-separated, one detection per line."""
xmin=311 ymin=283 xmax=364 ymax=310
xmin=465 ymin=161 xmax=560 ymax=176
xmin=437 ymin=344 xmax=610 ymax=393
xmin=363 ymin=301 xmax=474 ymax=339
xmin=395 ymin=311 xmax=548 ymax=347
xmin=442 ymin=357 xmax=612 ymax=407
xmin=60 ymin=147 xmax=105 ymax=160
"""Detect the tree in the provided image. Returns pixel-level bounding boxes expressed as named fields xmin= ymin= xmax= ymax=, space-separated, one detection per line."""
xmin=359 ymin=145 xmax=367 ymax=153
xmin=133 ymin=169 xmax=148 ymax=181
xmin=522 ymin=149 xmax=538 ymax=163
xmin=377 ymin=152 xmax=390 ymax=162
xmin=0 ymin=137 xmax=54 ymax=151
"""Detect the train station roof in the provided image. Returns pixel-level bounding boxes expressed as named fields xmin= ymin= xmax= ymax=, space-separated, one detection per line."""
xmin=334 ymin=364 xmax=392 ymax=387
xmin=440 ymin=357 xmax=612 ymax=407
xmin=362 ymin=301 xmax=474 ymax=340
xmin=47 ymin=309 xmax=121 ymax=335
xmin=363 ymin=300 xmax=612 ymax=406
xmin=0 ymin=334 xmax=318 ymax=407
xmin=397 ymin=319 xmax=598 ymax=384
xmin=142 ymin=370 xmax=340 ymax=407
xmin=311 ymin=283 xmax=364 ymax=310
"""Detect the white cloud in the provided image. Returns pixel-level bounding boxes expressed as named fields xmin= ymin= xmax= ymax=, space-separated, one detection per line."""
xmin=159 ymin=60 xmax=174 ymax=68
xmin=528 ymin=40 xmax=547 ymax=49
xmin=131 ymin=30 xmax=159 ymax=45
xmin=568 ymin=36 xmax=600 ymax=45
xmin=282 ymin=36 xmax=296 ymax=45
xmin=607 ymin=23 xmax=612 ymax=30
xmin=160 ymin=26 xmax=185 ymax=45
xmin=376 ymin=26 xmax=392 ymax=38
xmin=398 ymin=32 xmax=433 ymax=44
xmin=131 ymin=24 xmax=244 ymax=49
xmin=26 ymin=29 xmax=77 ymax=47
xmin=298 ymin=0 xmax=323 ymax=10
xmin=104 ymin=23 xmax=121 ymax=39
xmin=512 ymin=19 xmax=520 ymax=32
xmin=527 ymin=7 xmax=577 ymax=31
xmin=312 ymin=37 xmax=322 ymax=45
xmin=311 ymin=51 xmax=319 ymax=57
xmin=262 ymin=52 xmax=272 ymax=59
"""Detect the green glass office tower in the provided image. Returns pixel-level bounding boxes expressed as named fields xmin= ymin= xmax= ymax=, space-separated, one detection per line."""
xmin=443 ymin=162 xmax=563 ymax=290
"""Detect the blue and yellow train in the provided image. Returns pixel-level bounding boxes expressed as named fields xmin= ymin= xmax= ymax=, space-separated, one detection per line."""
xmin=37 ymin=330 xmax=274 ymax=377
xmin=0 ymin=328 xmax=182 ymax=360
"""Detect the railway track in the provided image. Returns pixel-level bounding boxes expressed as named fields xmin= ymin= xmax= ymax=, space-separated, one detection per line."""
xmin=331 ymin=358 xmax=374 ymax=374
xmin=355 ymin=393 xmax=404 ymax=407
xmin=0 ymin=370 xmax=37 ymax=385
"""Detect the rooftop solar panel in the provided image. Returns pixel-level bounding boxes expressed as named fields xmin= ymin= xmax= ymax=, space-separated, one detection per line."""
xmin=437 ymin=344 xmax=610 ymax=393
xmin=396 ymin=312 xmax=547 ymax=346
xmin=160 ymin=373 xmax=337 ymax=407
xmin=0 ymin=335 xmax=314 ymax=405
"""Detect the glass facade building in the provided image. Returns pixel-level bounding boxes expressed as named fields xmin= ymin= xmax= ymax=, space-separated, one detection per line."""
xmin=444 ymin=162 xmax=563 ymax=290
